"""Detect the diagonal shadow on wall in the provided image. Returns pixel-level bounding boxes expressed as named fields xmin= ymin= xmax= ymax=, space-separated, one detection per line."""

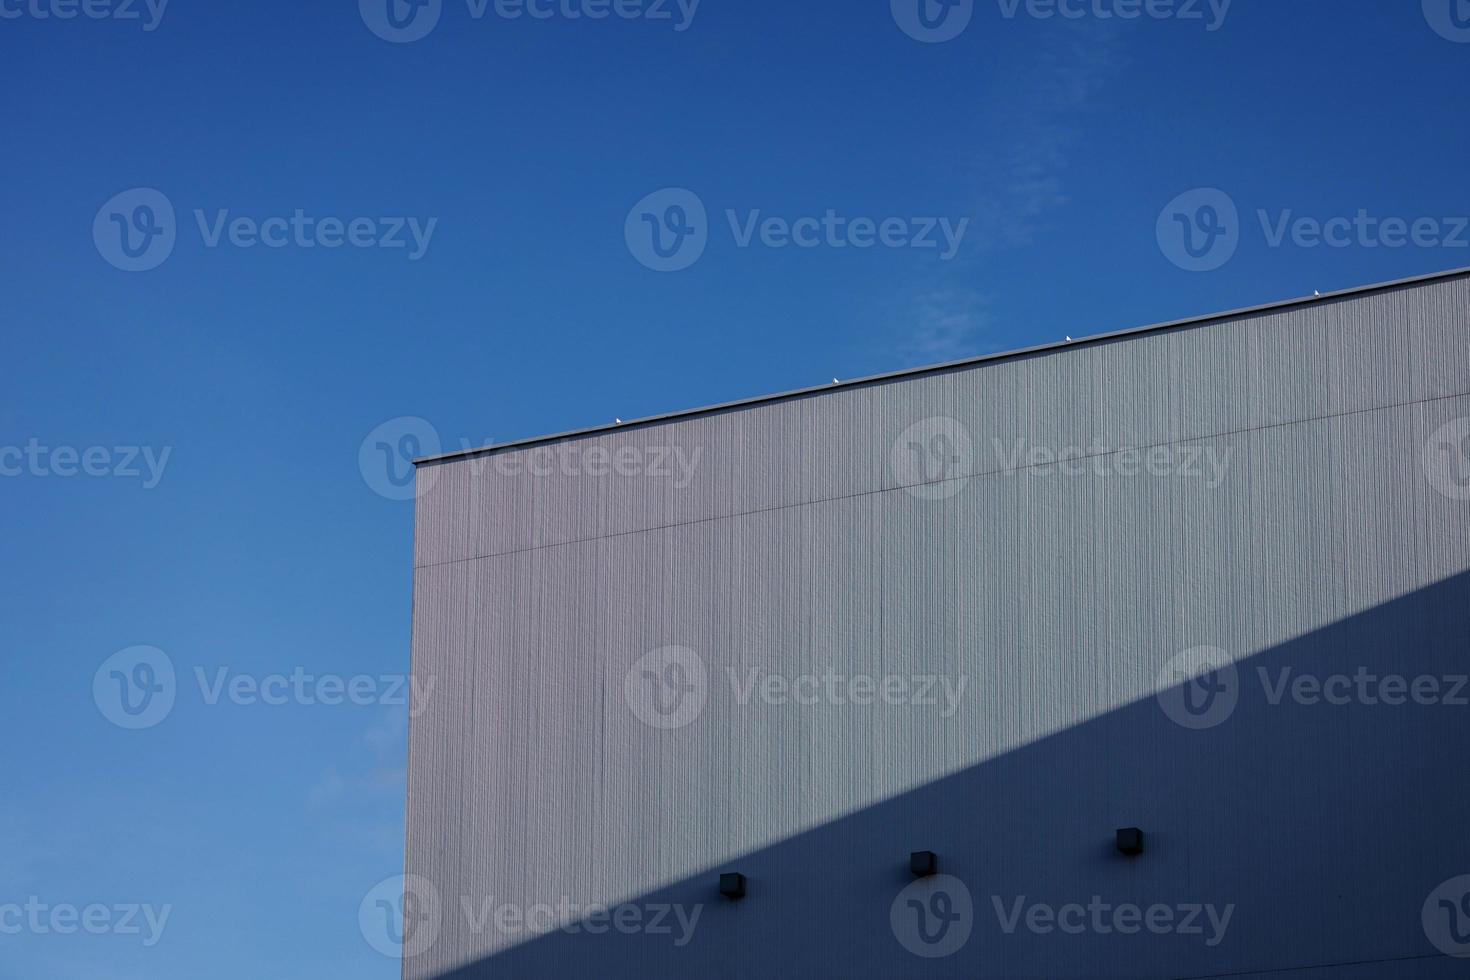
xmin=413 ymin=569 xmax=1470 ymax=980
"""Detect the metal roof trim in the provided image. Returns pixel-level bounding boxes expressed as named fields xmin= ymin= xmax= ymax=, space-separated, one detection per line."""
xmin=415 ymin=264 xmax=1470 ymax=467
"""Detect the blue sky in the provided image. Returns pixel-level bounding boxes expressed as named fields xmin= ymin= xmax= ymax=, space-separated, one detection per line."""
xmin=2 ymin=0 xmax=1467 ymax=976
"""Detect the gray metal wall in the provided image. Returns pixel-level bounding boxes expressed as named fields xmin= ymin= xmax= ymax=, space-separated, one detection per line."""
xmin=405 ymin=272 xmax=1470 ymax=979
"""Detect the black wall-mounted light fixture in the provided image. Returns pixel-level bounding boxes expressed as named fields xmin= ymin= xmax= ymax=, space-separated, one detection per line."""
xmin=719 ymin=872 xmax=747 ymax=899
xmin=1116 ymin=827 xmax=1144 ymax=856
xmin=910 ymin=850 xmax=938 ymax=877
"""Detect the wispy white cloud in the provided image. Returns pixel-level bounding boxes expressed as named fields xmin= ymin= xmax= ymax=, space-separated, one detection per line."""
xmin=901 ymin=288 xmax=995 ymax=364
xmin=967 ymin=22 xmax=1127 ymax=249
xmin=892 ymin=21 xmax=1125 ymax=364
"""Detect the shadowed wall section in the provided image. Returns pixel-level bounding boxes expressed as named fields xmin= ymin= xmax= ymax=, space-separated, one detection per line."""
xmin=424 ymin=571 xmax=1470 ymax=979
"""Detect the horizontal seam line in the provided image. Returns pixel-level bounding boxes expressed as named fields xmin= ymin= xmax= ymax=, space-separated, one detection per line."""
xmin=414 ymin=388 xmax=1470 ymax=572
xmin=1170 ymin=951 xmax=1450 ymax=979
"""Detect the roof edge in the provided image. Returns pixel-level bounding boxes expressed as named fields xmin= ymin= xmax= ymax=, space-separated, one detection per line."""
xmin=415 ymin=264 xmax=1470 ymax=467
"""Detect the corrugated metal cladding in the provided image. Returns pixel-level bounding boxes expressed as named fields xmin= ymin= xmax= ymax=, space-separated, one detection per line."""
xmin=405 ymin=272 xmax=1470 ymax=979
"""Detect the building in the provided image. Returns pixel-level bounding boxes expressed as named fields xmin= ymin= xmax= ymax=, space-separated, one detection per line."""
xmin=403 ymin=268 xmax=1470 ymax=978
